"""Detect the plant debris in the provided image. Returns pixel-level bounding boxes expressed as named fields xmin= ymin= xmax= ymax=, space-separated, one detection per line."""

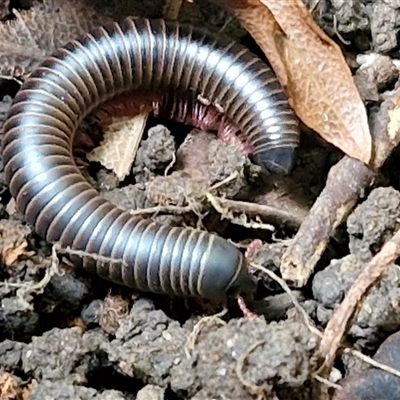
xmin=3 ymin=0 xmax=400 ymax=399
xmin=213 ymin=0 xmax=372 ymax=164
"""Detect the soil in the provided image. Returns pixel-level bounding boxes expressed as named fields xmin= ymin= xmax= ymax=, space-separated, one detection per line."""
xmin=1 ymin=0 xmax=400 ymax=399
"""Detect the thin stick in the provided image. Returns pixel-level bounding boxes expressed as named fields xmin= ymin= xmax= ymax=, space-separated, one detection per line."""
xmin=319 ymin=228 xmax=400 ymax=372
xmin=250 ymin=263 xmax=322 ymax=338
xmin=346 ymin=348 xmax=400 ymax=379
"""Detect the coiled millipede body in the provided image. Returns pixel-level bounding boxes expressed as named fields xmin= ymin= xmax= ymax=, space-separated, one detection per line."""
xmin=2 ymin=18 xmax=299 ymax=300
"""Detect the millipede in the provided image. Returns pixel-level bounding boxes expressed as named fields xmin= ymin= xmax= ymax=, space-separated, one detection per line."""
xmin=2 ymin=18 xmax=299 ymax=300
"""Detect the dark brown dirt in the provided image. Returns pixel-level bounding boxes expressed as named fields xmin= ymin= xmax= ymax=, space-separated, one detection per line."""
xmin=2 ymin=1 xmax=400 ymax=400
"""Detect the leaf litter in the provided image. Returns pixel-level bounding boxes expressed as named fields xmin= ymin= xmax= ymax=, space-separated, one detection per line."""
xmin=213 ymin=0 xmax=372 ymax=164
xmin=2 ymin=1 xmax=400 ymax=399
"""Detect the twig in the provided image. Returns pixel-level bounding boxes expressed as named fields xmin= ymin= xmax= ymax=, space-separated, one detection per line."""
xmin=207 ymin=193 xmax=275 ymax=231
xmin=208 ymin=196 xmax=306 ymax=230
xmin=129 ymin=204 xmax=194 ymax=216
xmin=318 ymin=228 xmax=400 ymax=373
xmin=312 ymin=374 xmax=342 ymax=391
xmin=281 ymin=157 xmax=375 ymax=287
xmin=249 ymin=264 xmax=400 ymax=391
xmin=333 ymin=14 xmax=351 ymax=45
xmin=208 ymin=171 xmax=239 ymax=191
xmin=250 ymin=263 xmax=322 ymax=338
xmin=281 ymin=87 xmax=400 ymax=287
xmin=345 ymin=348 xmax=400 ymax=379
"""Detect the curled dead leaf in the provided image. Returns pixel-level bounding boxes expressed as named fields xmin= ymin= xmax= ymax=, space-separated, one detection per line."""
xmin=213 ymin=0 xmax=372 ymax=164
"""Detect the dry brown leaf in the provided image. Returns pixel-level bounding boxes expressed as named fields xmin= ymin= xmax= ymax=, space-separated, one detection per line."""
xmin=0 ymin=372 xmax=22 ymax=400
xmin=213 ymin=0 xmax=289 ymax=87
xmin=3 ymin=240 xmax=28 ymax=266
xmin=88 ymin=114 xmax=148 ymax=180
xmin=213 ymin=0 xmax=371 ymax=164
xmin=0 ymin=219 xmax=33 ymax=265
xmin=0 ymin=0 xmax=111 ymax=79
